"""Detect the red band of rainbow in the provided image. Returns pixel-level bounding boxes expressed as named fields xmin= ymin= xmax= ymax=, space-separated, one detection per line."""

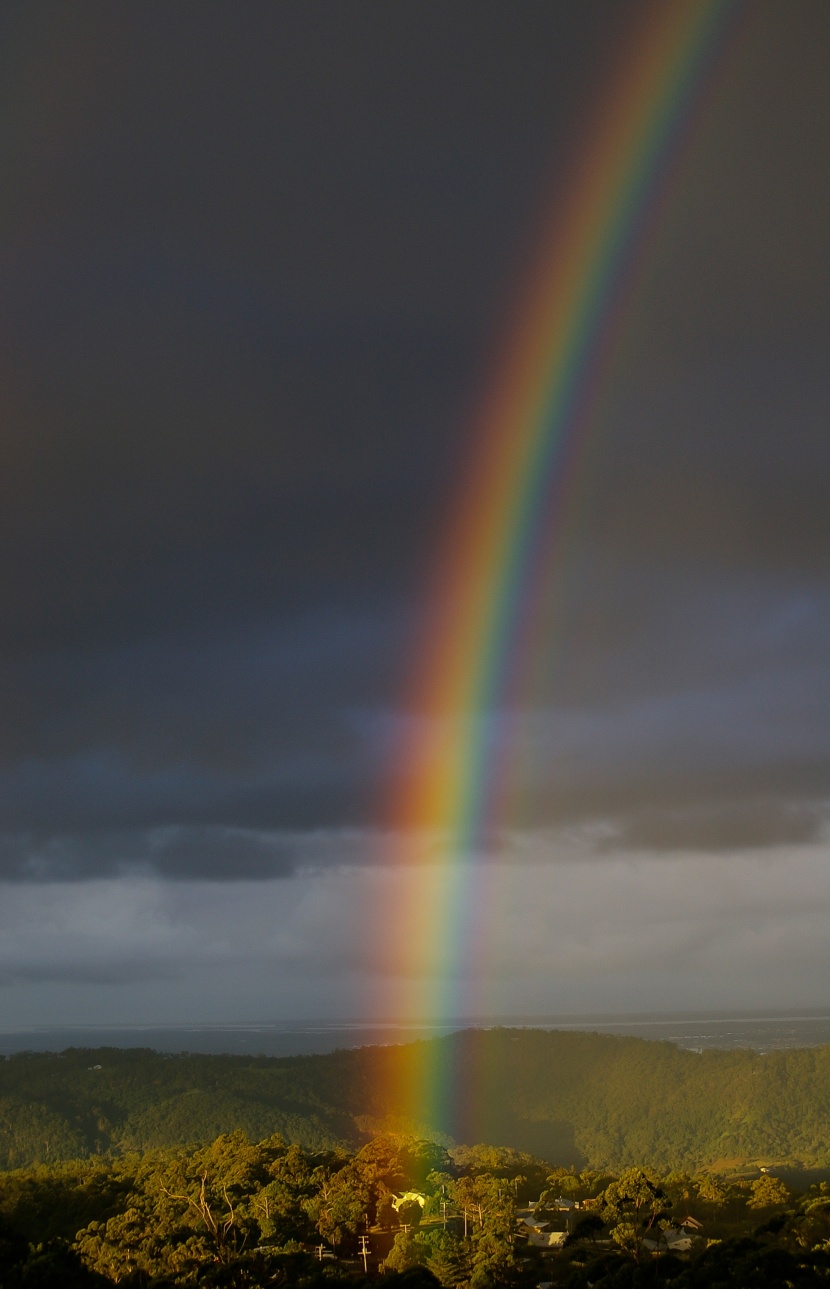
xmin=384 ymin=0 xmax=745 ymax=1138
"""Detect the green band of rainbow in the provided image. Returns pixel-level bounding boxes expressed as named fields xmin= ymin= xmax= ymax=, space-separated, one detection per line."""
xmin=386 ymin=0 xmax=744 ymax=1138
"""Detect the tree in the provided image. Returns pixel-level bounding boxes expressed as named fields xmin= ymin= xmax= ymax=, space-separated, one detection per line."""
xmin=748 ymin=1174 xmax=790 ymax=1210
xmin=385 ymin=1230 xmax=427 ymax=1274
xmin=11 ymin=1239 xmax=111 ymax=1288
xmin=564 ymin=1213 xmax=605 ymax=1249
xmin=599 ymin=1168 xmax=670 ymax=1263
xmin=76 ymin=1134 xmax=280 ymax=1281
xmin=397 ymin=1199 xmax=423 ymax=1230
xmin=354 ymin=1138 xmax=408 ymax=1197
xmin=695 ymin=1174 xmax=728 ymax=1208
xmin=420 ymin=1229 xmax=469 ymax=1288
xmin=304 ymin=1162 xmax=369 ymax=1251
xmin=542 ymin=1167 xmax=583 ymax=1205
xmin=377 ymin=1194 xmax=399 ymax=1230
xmin=790 ymin=1196 xmax=830 ymax=1250
xmin=252 ymin=1142 xmax=317 ymax=1247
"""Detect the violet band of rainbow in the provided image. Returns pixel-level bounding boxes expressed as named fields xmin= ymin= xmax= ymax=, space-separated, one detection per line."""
xmin=385 ymin=0 xmax=745 ymax=1138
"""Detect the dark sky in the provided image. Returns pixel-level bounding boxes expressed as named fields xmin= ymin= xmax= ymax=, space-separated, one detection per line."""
xmin=0 ymin=2 xmax=828 ymax=1023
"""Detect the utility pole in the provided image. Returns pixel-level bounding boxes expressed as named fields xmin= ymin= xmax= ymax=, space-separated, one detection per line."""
xmin=442 ymin=1199 xmax=448 ymax=1228
xmin=358 ymin=1236 xmax=369 ymax=1274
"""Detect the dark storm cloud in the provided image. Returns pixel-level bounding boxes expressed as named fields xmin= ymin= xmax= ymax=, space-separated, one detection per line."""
xmin=0 ymin=248 xmax=460 ymax=652
xmin=0 ymin=2 xmax=827 ymax=884
xmin=0 ymin=0 xmax=617 ymax=657
xmin=0 ymin=609 xmax=401 ymax=774
xmin=0 ymin=827 xmax=303 ymax=883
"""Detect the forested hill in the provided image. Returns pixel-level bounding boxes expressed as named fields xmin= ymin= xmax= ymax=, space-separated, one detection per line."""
xmin=2 ymin=1029 xmax=830 ymax=1174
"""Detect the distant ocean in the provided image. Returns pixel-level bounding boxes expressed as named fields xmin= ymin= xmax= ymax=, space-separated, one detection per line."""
xmin=3 ymin=1012 xmax=830 ymax=1058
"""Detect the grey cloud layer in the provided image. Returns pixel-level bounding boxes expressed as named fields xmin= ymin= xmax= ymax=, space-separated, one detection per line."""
xmin=2 ymin=853 xmax=830 ymax=1023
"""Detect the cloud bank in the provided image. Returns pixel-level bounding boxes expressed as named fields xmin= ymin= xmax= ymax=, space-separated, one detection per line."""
xmin=0 ymin=3 xmax=828 ymax=1020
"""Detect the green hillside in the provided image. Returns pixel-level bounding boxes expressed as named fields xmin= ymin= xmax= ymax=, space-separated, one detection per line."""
xmin=2 ymin=1029 xmax=829 ymax=1172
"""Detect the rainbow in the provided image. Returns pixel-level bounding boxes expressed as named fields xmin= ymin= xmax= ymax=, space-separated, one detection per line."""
xmin=384 ymin=0 xmax=744 ymax=1139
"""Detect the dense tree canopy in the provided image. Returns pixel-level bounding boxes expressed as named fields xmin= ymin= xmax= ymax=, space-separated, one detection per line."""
xmin=0 ymin=1128 xmax=827 ymax=1287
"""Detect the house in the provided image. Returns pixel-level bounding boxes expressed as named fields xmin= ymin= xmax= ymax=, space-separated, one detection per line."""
xmin=391 ymin=1191 xmax=426 ymax=1211
xmin=517 ymin=1213 xmax=569 ymax=1247
xmin=668 ymin=1236 xmax=695 ymax=1252
xmin=523 ymin=1199 xmax=576 ymax=1235
xmin=517 ymin=1215 xmax=549 ymax=1232
xmin=642 ymin=1227 xmax=700 ymax=1255
xmin=523 ymin=1227 xmax=567 ymax=1248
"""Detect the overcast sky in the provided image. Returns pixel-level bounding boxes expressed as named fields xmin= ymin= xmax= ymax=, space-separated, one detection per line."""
xmin=0 ymin=1 xmax=828 ymax=1026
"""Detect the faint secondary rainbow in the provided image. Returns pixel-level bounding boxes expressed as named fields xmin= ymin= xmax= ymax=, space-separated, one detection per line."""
xmin=383 ymin=0 xmax=744 ymax=1136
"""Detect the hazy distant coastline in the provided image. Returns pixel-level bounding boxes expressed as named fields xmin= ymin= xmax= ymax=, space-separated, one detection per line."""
xmin=3 ymin=1010 xmax=830 ymax=1058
